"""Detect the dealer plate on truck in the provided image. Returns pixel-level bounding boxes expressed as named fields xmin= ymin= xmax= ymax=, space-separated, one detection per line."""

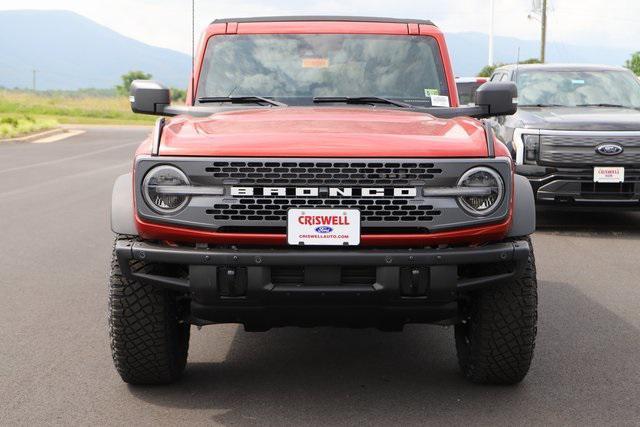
xmin=287 ymin=209 xmax=360 ymax=246
xmin=594 ymin=166 xmax=624 ymax=183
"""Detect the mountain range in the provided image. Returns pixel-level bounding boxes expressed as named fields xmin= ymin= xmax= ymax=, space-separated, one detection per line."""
xmin=0 ymin=10 xmax=191 ymax=90
xmin=0 ymin=10 xmax=634 ymax=90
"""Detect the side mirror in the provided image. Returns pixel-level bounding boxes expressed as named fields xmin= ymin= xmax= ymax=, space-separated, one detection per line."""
xmin=475 ymin=82 xmax=518 ymax=116
xmin=130 ymin=80 xmax=171 ymax=115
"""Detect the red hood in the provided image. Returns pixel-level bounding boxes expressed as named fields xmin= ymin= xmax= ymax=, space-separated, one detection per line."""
xmin=158 ymin=107 xmax=489 ymax=158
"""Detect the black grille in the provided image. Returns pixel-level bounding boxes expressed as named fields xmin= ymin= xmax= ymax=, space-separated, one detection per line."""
xmin=271 ymin=266 xmax=377 ymax=286
xmin=206 ymin=161 xmax=442 ymax=186
xmin=136 ymin=157 xmax=514 ymax=233
xmin=206 ymin=197 xmax=441 ymax=223
xmin=539 ymin=134 xmax=640 ymax=165
xmin=580 ymin=182 xmax=636 ymax=199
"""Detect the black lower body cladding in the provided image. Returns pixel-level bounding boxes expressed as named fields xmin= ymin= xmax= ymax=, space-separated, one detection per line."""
xmin=110 ymin=235 xmax=537 ymax=385
xmin=518 ymin=164 xmax=640 ymax=208
xmin=115 ymin=238 xmax=531 ymax=330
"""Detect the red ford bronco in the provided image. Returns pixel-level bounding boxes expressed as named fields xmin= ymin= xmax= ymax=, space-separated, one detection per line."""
xmin=109 ymin=16 xmax=537 ymax=385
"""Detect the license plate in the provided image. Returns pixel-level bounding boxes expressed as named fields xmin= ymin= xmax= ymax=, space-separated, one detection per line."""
xmin=287 ymin=209 xmax=360 ymax=246
xmin=594 ymin=166 xmax=624 ymax=183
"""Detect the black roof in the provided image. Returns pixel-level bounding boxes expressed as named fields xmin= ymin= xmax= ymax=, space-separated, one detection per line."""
xmin=212 ymin=16 xmax=435 ymax=25
xmin=495 ymin=63 xmax=628 ymax=72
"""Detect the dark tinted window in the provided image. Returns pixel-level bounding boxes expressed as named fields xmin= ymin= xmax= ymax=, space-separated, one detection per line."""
xmin=457 ymin=82 xmax=483 ymax=105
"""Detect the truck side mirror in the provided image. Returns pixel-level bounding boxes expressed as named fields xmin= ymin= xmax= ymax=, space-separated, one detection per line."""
xmin=475 ymin=82 xmax=518 ymax=117
xmin=130 ymin=80 xmax=171 ymax=115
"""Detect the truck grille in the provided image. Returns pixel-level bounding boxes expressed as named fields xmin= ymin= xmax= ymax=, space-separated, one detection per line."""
xmin=271 ymin=266 xmax=377 ymax=286
xmin=206 ymin=197 xmax=441 ymax=223
xmin=539 ymin=133 xmax=640 ymax=165
xmin=206 ymin=160 xmax=443 ymax=186
xmin=135 ymin=157 xmax=513 ymax=234
xmin=579 ymin=182 xmax=636 ymax=200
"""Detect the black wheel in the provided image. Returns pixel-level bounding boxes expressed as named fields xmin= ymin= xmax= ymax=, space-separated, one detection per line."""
xmin=108 ymin=235 xmax=190 ymax=385
xmin=455 ymin=238 xmax=538 ymax=385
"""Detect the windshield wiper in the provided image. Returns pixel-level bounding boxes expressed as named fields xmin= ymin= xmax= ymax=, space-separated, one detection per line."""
xmin=313 ymin=96 xmax=414 ymax=108
xmin=519 ymin=103 xmax=565 ymax=107
xmin=575 ymin=103 xmax=629 ymax=108
xmin=197 ymin=96 xmax=287 ymax=107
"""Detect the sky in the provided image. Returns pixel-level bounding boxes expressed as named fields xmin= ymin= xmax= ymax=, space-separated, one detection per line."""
xmin=0 ymin=0 xmax=638 ymax=56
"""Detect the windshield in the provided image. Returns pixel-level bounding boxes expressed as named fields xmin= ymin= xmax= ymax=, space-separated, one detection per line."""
xmin=196 ymin=34 xmax=449 ymax=106
xmin=517 ymin=70 xmax=640 ymax=108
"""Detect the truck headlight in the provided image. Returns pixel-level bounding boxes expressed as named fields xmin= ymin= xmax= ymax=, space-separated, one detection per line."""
xmin=142 ymin=165 xmax=190 ymax=214
xmin=522 ymin=134 xmax=540 ymax=164
xmin=457 ymin=167 xmax=504 ymax=216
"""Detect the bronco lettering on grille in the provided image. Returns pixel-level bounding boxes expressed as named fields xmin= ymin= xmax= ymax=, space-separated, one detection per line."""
xmin=230 ymin=187 xmax=417 ymax=197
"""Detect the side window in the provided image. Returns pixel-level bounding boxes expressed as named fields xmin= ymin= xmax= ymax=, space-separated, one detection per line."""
xmin=490 ymin=73 xmax=503 ymax=82
xmin=499 ymin=73 xmax=510 ymax=82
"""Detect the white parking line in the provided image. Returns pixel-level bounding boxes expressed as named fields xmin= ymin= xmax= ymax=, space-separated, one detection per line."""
xmin=31 ymin=130 xmax=86 ymax=144
xmin=0 ymin=140 xmax=138 ymax=175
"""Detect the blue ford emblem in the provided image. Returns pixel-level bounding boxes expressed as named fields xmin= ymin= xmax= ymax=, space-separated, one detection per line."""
xmin=596 ymin=143 xmax=624 ymax=156
xmin=315 ymin=226 xmax=333 ymax=234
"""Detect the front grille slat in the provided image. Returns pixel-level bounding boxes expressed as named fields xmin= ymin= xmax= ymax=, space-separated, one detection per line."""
xmin=540 ymin=134 xmax=640 ymax=165
xmin=579 ymin=182 xmax=636 ymax=199
xmin=205 ymin=161 xmax=441 ymax=186
xmin=271 ymin=266 xmax=377 ymax=286
xmin=205 ymin=197 xmax=441 ymax=224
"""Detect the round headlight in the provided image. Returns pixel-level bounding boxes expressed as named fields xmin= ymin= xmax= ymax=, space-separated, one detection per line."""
xmin=142 ymin=165 xmax=190 ymax=214
xmin=457 ymin=167 xmax=504 ymax=216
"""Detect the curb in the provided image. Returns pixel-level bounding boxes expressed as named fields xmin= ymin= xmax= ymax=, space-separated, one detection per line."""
xmin=0 ymin=127 xmax=65 ymax=143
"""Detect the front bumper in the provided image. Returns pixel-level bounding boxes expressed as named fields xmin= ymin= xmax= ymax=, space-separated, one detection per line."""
xmin=115 ymin=239 xmax=530 ymax=330
xmin=517 ymin=165 xmax=640 ymax=208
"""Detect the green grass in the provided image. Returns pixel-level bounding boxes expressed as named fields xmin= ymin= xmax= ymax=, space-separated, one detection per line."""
xmin=0 ymin=115 xmax=59 ymax=139
xmin=0 ymin=90 xmax=155 ymax=126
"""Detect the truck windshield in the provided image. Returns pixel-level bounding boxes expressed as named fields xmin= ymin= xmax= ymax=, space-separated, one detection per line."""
xmin=196 ymin=34 xmax=449 ymax=106
xmin=517 ymin=70 xmax=640 ymax=108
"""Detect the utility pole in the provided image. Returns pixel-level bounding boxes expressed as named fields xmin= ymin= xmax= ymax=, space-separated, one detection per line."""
xmin=529 ymin=0 xmax=548 ymax=63
xmin=488 ymin=0 xmax=495 ymax=66
xmin=32 ymin=68 xmax=37 ymax=92
xmin=540 ymin=0 xmax=547 ymax=63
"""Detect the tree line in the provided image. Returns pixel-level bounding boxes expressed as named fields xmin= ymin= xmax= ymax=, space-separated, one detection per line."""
xmin=117 ymin=71 xmax=186 ymax=102
xmin=625 ymin=52 xmax=640 ymax=76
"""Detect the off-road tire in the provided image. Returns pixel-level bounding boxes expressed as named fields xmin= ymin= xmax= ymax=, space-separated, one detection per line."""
xmin=455 ymin=238 xmax=538 ymax=385
xmin=108 ymin=234 xmax=190 ymax=385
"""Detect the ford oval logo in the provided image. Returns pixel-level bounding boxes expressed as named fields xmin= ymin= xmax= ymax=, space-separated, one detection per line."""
xmin=315 ymin=226 xmax=333 ymax=234
xmin=596 ymin=143 xmax=624 ymax=156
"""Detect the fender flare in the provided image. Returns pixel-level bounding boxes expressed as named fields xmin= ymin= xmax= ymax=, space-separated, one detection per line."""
xmin=110 ymin=173 xmax=138 ymax=236
xmin=507 ymin=174 xmax=536 ymax=237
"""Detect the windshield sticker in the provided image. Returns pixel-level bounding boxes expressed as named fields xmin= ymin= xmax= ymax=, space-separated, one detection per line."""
xmin=424 ymin=88 xmax=440 ymax=97
xmin=430 ymin=95 xmax=450 ymax=107
xmin=302 ymin=58 xmax=330 ymax=68
xmin=571 ymin=79 xmax=585 ymax=85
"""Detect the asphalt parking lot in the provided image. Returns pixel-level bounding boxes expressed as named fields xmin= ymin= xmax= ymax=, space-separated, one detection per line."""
xmin=1 ymin=126 xmax=639 ymax=426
